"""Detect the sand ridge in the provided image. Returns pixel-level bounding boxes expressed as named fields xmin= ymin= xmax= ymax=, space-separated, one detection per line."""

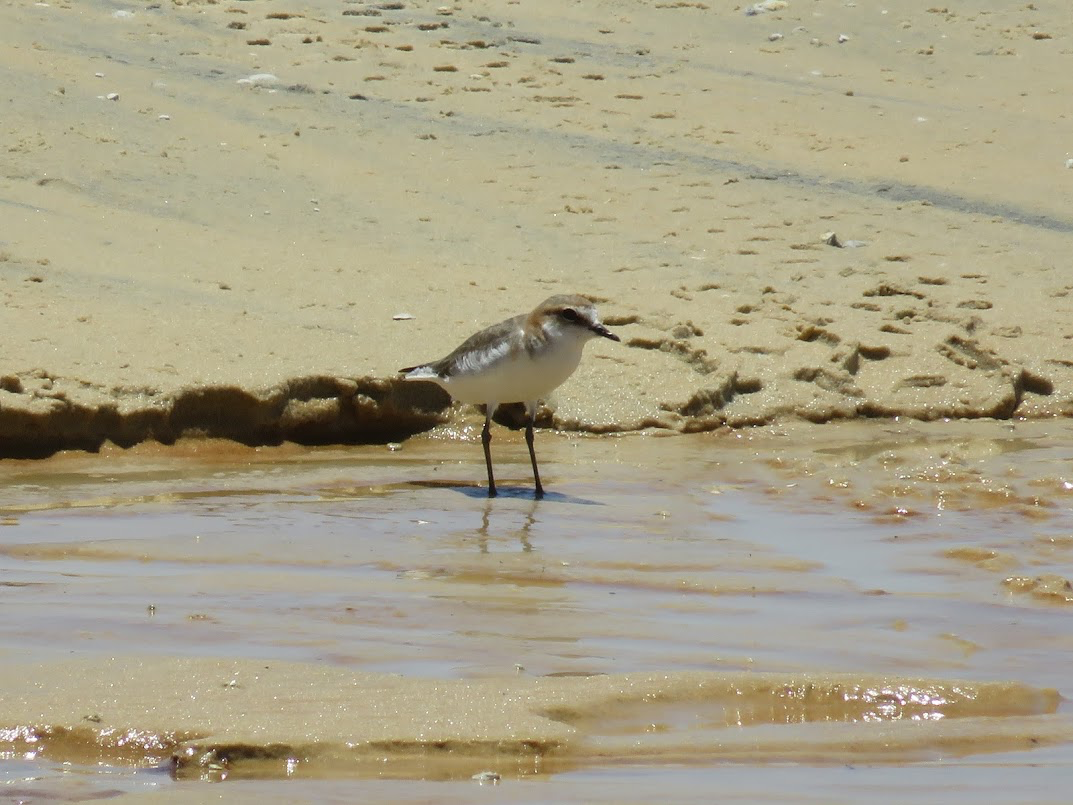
xmin=0 ymin=655 xmax=1066 ymax=778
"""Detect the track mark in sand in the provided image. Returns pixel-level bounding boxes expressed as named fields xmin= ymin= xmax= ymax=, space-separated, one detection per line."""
xmin=900 ymin=375 xmax=947 ymax=389
xmin=991 ymin=326 xmax=1022 ymax=338
xmin=863 ymin=283 xmax=925 ymax=300
xmin=792 ymin=367 xmax=862 ymax=396
xmin=1018 ymin=369 xmax=1054 ymax=397
xmin=796 ymin=324 xmax=840 ymax=345
xmin=602 ymin=313 xmax=640 ymax=327
xmin=937 ymin=336 xmax=1003 ymax=371
xmin=858 ymin=344 xmax=891 ymax=361
xmin=662 ymin=374 xmax=764 ymax=423
xmin=627 ymin=335 xmax=717 ymax=375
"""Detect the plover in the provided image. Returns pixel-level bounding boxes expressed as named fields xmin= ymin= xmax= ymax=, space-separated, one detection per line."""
xmin=400 ymin=294 xmax=620 ymax=498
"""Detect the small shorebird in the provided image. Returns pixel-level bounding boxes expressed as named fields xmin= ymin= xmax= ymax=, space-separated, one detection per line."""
xmin=400 ymin=294 xmax=620 ymax=498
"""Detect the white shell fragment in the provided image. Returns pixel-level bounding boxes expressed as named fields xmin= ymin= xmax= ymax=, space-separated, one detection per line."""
xmin=237 ymin=73 xmax=280 ymax=86
xmin=471 ymin=771 xmax=501 ymax=784
xmin=392 ymin=313 xmax=415 ymax=321
xmin=823 ymin=232 xmax=866 ymax=248
xmin=745 ymin=0 xmax=788 ymax=15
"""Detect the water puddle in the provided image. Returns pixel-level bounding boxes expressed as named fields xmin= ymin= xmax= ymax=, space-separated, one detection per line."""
xmin=0 ymin=420 xmax=1071 ymax=800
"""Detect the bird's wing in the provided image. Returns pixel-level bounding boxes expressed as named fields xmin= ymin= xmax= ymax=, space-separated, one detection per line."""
xmin=402 ymin=315 xmax=524 ymax=378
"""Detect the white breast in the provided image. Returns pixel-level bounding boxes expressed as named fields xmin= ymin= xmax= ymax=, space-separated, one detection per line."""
xmin=436 ymin=327 xmax=587 ymax=406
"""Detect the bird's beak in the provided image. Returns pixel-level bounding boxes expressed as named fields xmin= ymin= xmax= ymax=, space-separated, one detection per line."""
xmin=590 ymin=322 xmax=620 ymax=342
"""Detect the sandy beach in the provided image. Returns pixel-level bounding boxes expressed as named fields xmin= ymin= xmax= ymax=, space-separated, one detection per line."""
xmin=2 ymin=0 xmax=1073 ymax=800
xmin=2 ymin=0 xmax=1072 ymax=453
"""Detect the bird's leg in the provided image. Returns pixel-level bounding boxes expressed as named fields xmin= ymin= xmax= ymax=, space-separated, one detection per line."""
xmin=482 ymin=413 xmax=497 ymax=498
xmin=525 ymin=404 xmax=544 ymax=499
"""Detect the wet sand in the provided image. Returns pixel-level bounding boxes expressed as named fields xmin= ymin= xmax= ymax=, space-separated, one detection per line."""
xmin=2 ymin=421 xmax=1072 ymax=800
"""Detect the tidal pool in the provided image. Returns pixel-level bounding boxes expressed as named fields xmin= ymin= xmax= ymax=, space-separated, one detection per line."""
xmin=1 ymin=420 xmax=1070 ymax=802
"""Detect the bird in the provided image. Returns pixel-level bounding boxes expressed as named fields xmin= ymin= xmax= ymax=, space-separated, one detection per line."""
xmin=399 ymin=294 xmax=620 ymax=498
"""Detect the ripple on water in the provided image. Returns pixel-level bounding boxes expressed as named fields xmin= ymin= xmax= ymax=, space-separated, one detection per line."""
xmin=0 ymin=421 xmax=1071 ymax=788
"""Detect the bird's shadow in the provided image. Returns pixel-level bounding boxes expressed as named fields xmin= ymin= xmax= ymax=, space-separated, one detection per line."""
xmin=409 ymin=480 xmax=603 ymax=506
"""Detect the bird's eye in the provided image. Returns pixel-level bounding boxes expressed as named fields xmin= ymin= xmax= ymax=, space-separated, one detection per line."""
xmin=560 ymin=308 xmax=579 ymax=323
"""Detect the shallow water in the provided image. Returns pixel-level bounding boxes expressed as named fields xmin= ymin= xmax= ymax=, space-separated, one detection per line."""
xmin=1 ymin=420 xmax=1072 ymax=801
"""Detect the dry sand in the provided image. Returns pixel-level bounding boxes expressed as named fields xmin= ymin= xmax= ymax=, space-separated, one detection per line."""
xmin=2 ymin=0 xmax=1072 ymax=456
